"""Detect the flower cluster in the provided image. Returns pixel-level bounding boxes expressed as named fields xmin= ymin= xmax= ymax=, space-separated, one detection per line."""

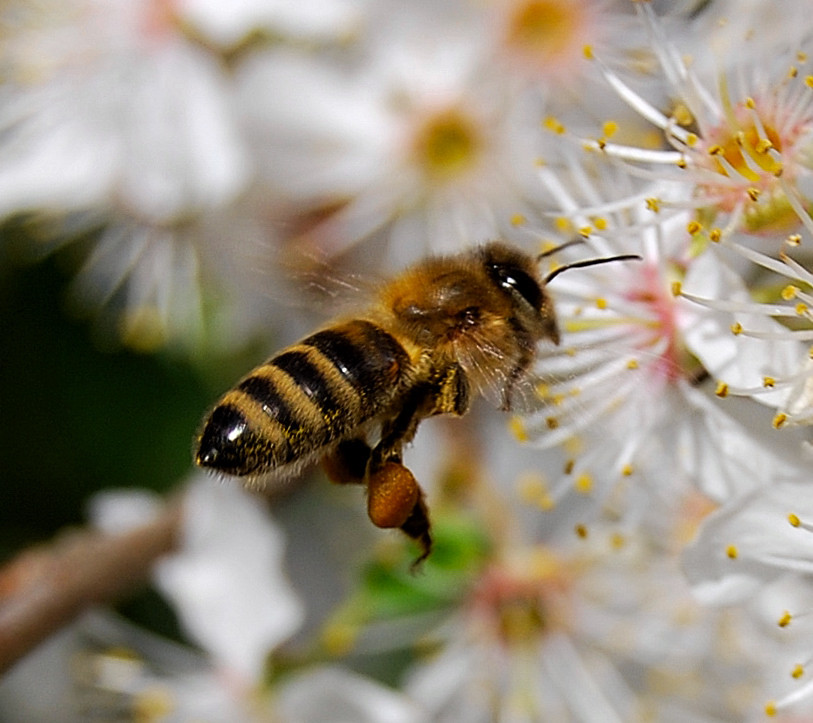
xmin=6 ymin=0 xmax=813 ymax=720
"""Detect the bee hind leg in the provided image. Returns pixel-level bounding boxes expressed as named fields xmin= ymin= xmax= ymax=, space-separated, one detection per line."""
xmin=322 ymin=438 xmax=372 ymax=485
xmin=366 ymin=459 xmax=431 ymax=567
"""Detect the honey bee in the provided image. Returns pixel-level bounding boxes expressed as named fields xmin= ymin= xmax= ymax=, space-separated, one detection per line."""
xmin=195 ymin=241 xmax=638 ymax=564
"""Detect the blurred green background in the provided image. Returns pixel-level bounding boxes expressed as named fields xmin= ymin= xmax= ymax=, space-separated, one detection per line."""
xmin=0 ymin=224 xmax=267 ymax=635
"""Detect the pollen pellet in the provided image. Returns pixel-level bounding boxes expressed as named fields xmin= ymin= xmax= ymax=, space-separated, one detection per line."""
xmin=367 ymin=462 xmax=420 ymax=529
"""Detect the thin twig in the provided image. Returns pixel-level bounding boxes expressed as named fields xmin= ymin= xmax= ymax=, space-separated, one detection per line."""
xmin=0 ymin=504 xmax=181 ymax=674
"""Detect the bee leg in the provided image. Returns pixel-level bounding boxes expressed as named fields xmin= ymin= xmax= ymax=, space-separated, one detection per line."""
xmin=366 ymin=459 xmax=431 ymax=565
xmin=433 ymin=363 xmax=470 ymax=417
xmin=322 ymin=438 xmax=372 ymax=485
xmin=500 ymin=345 xmax=534 ymax=411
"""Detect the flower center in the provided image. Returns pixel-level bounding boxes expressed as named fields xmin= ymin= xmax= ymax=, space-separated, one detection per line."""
xmin=412 ymin=108 xmax=481 ymax=181
xmin=505 ymin=0 xmax=580 ymax=60
xmin=470 ymin=549 xmax=569 ymax=647
xmin=698 ymin=98 xmax=806 ymax=232
xmin=708 ymin=120 xmax=783 ymax=183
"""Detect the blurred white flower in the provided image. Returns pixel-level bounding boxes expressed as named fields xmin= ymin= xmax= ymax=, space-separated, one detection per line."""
xmin=154 ymin=476 xmax=304 ymax=681
xmin=0 ymin=0 xmax=252 ymax=350
xmin=401 ymin=525 xmax=772 ymax=721
xmin=179 ymin=0 xmax=365 ymax=48
xmin=236 ymin=34 xmax=545 ymax=265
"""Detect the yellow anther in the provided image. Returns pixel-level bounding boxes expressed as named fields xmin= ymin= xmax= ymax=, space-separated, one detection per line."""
xmin=575 ymin=473 xmax=593 ymax=494
xmin=709 ymin=227 xmax=722 ymax=242
xmin=575 ymin=523 xmax=588 ymax=538
xmin=782 ymin=284 xmax=799 ymax=300
xmin=582 ymin=44 xmax=594 ymax=60
xmin=685 ymin=133 xmax=698 ymax=147
xmin=627 ymin=359 xmax=639 ymax=370
xmin=788 ymin=66 xmax=799 ymax=79
xmin=602 ymin=120 xmax=618 ymax=138
xmin=778 ymin=610 xmax=793 ymax=627
xmin=671 ymin=281 xmax=682 ymax=297
xmin=708 ymin=144 xmax=724 ymax=156
xmin=792 ymin=663 xmax=805 ymax=679
xmin=564 ymin=459 xmax=575 ymax=475
xmin=578 ymin=226 xmax=593 ymax=238
xmin=593 ymin=216 xmax=608 ymax=230
xmin=754 ymin=138 xmax=774 ymax=154
xmin=806 ymin=75 xmax=813 ymax=88
xmin=789 ymin=513 xmax=801 ymax=527
xmin=795 ymin=302 xmax=808 ymax=315
xmin=787 ymin=233 xmax=802 ymax=246
xmin=730 ymin=322 xmax=743 ymax=335
xmin=645 ymin=197 xmax=661 ymax=212
xmin=545 ymin=416 xmax=559 ymax=430
xmin=621 ymin=463 xmax=634 ymax=476
xmin=765 ymin=700 xmax=777 ymax=716
xmin=773 ymin=412 xmax=788 ymax=429
xmin=595 ymin=297 xmax=608 ymax=310
xmin=509 ymin=416 xmax=529 ymax=441
xmin=687 ymin=220 xmax=702 ymax=235
xmin=555 ymin=216 xmax=573 ymax=233
xmin=610 ymin=532 xmax=626 ymax=549
xmin=671 ymin=103 xmax=693 ymax=126
xmin=747 ymin=187 xmax=761 ymax=202
xmin=715 ymin=381 xmax=729 ymax=398
xmin=511 ymin=213 xmax=527 ymax=226
xmin=725 ymin=544 xmax=738 ymax=559
xmin=745 ymin=97 xmax=756 ymax=109
xmin=676 ymin=157 xmax=688 ymax=169
xmin=544 ymin=116 xmax=566 ymax=134
xmin=763 ymin=376 xmax=776 ymax=388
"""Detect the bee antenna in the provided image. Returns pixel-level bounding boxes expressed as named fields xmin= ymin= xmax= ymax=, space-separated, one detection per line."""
xmin=543 ymin=254 xmax=642 ymax=285
xmin=536 ymin=238 xmax=585 ymax=262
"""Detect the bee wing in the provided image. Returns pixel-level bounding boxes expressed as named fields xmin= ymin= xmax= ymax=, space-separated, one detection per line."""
xmin=264 ymin=245 xmax=383 ymax=319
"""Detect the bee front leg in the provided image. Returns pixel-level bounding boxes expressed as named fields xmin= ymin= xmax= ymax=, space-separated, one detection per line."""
xmin=433 ymin=363 xmax=470 ymax=417
xmin=366 ymin=459 xmax=431 ymax=567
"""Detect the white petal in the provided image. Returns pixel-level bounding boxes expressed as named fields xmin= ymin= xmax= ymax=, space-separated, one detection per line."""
xmin=153 ymin=475 xmax=304 ymax=680
xmin=684 ymin=480 xmax=813 ymax=604
xmin=87 ymin=488 xmax=164 ymax=535
xmin=276 ymin=666 xmax=423 ymax=723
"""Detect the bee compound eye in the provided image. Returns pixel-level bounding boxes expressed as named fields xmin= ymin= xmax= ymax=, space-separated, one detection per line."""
xmin=488 ymin=263 xmax=543 ymax=311
xmin=196 ymin=404 xmax=259 ymax=476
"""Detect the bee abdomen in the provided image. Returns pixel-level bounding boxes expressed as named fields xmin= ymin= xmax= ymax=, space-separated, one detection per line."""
xmin=196 ymin=319 xmax=409 ymax=477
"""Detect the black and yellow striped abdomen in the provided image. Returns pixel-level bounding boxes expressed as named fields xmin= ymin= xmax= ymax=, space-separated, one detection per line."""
xmin=196 ymin=319 xmax=410 ymax=477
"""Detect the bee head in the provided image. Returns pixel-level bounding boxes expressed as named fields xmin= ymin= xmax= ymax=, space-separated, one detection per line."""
xmin=481 ymin=242 xmax=560 ymax=344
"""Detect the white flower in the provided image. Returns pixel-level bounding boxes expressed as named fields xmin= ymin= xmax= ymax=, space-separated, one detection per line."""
xmin=511 ymin=168 xmax=807 ymax=516
xmin=684 ymin=480 xmax=813 ymax=716
xmin=179 ymin=0 xmax=365 ymax=49
xmin=152 ymin=476 xmax=304 ymax=681
xmin=0 ymin=0 xmax=250 ymax=349
xmin=401 ymin=525 xmax=772 ymax=721
xmin=576 ymin=1 xmax=813 ymax=239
